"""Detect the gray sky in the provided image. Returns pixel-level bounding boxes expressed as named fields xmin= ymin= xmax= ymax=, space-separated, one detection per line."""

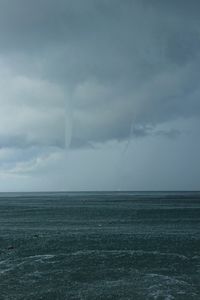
xmin=0 ymin=0 xmax=200 ymax=191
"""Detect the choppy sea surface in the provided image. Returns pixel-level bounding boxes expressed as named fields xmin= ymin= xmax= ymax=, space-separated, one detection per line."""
xmin=0 ymin=192 xmax=200 ymax=300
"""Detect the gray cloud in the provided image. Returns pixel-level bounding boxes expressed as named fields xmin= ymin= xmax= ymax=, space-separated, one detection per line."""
xmin=1 ymin=0 xmax=199 ymax=147
xmin=0 ymin=0 xmax=200 ymax=189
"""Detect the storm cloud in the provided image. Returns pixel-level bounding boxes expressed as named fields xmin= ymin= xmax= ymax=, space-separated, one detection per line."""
xmin=0 ymin=0 xmax=200 ymax=190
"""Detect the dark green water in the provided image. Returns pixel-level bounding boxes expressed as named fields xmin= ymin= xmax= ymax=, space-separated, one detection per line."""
xmin=0 ymin=192 xmax=200 ymax=299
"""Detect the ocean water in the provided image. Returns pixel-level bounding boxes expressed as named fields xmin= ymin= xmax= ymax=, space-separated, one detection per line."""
xmin=0 ymin=192 xmax=200 ymax=300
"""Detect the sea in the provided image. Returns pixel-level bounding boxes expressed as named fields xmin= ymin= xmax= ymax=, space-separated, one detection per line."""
xmin=0 ymin=192 xmax=200 ymax=300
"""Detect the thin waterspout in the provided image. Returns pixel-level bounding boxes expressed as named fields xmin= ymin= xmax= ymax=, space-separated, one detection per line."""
xmin=114 ymin=121 xmax=134 ymax=191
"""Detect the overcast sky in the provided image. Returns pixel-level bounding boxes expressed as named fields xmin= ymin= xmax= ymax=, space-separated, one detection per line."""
xmin=0 ymin=0 xmax=200 ymax=191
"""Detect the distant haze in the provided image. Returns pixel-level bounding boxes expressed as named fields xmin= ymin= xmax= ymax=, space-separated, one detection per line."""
xmin=0 ymin=0 xmax=200 ymax=191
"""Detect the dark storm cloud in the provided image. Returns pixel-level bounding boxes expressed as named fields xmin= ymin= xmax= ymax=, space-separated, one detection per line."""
xmin=0 ymin=0 xmax=200 ymax=191
xmin=0 ymin=0 xmax=200 ymax=149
